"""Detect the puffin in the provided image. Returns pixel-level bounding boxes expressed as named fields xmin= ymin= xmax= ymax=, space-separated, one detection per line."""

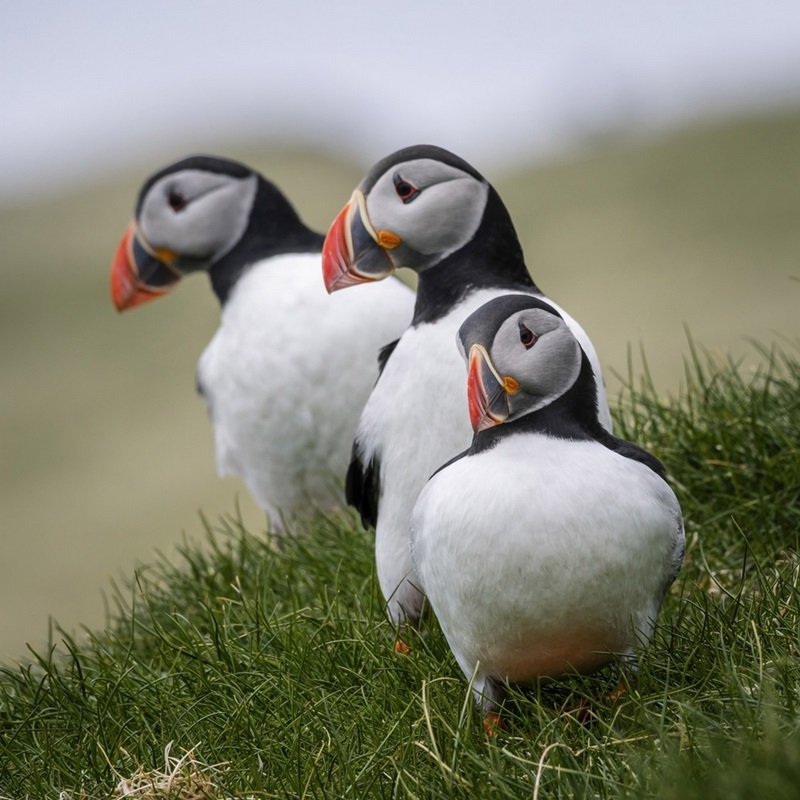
xmin=321 ymin=145 xmax=613 ymax=631
xmin=409 ymin=294 xmax=685 ymax=720
xmin=110 ymin=155 xmax=414 ymax=525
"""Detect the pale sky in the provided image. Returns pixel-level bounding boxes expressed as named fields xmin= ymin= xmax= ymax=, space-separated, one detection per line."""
xmin=2 ymin=0 xmax=800 ymax=203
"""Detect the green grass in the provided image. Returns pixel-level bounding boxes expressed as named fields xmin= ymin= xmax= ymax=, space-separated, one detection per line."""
xmin=3 ymin=110 xmax=800 ymax=659
xmin=1 ymin=341 xmax=799 ymax=798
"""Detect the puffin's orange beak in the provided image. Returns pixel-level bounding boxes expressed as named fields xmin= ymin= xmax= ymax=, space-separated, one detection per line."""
xmin=466 ymin=345 xmax=514 ymax=433
xmin=321 ymin=191 xmax=396 ymax=293
xmin=110 ymin=222 xmax=181 ymax=312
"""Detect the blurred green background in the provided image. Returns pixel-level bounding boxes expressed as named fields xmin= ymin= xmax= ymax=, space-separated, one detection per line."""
xmin=1 ymin=110 xmax=799 ymax=660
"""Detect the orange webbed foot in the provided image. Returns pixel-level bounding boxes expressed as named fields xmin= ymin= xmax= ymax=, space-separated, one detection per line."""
xmin=483 ymin=710 xmax=504 ymax=735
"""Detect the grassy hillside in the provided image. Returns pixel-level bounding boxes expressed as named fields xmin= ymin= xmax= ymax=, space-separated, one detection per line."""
xmin=1 ymin=110 xmax=799 ymax=660
xmin=1 ymin=344 xmax=799 ymax=798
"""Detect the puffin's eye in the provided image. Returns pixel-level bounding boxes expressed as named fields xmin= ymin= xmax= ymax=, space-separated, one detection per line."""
xmin=519 ymin=322 xmax=537 ymax=349
xmin=167 ymin=190 xmax=188 ymax=212
xmin=393 ymin=172 xmax=420 ymax=204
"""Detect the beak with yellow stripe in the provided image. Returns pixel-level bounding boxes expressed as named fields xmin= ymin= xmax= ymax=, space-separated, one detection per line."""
xmin=466 ymin=344 xmax=520 ymax=433
xmin=110 ymin=222 xmax=183 ymax=311
xmin=321 ymin=145 xmax=493 ymax=295
xmin=322 ymin=190 xmax=401 ymax=293
xmin=458 ymin=294 xmax=587 ymax=434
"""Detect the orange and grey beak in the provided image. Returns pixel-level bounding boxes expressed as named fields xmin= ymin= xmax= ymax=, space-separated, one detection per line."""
xmin=110 ymin=222 xmax=182 ymax=311
xmin=322 ymin=191 xmax=399 ymax=293
xmin=466 ymin=345 xmax=519 ymax=433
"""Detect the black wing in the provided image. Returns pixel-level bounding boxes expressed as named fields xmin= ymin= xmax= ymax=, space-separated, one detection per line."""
xmin=377 ymin=338 xmax=400 ymax=380
xmin=345 ymin=338 xmax=403 ymax=528
xmin=597 ymin=431 xmax=667 ymax=480
xmin=345 ymin=338 xmax=400 ymax=527
xmin=345 ymin=439 xmax=381 ymax=529
xmin=429 ymin=447 xmax=470 ymax=480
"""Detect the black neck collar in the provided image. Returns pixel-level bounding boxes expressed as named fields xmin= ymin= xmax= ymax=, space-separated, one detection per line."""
xmin=466 ymin=354 xmax=667 ymax=480
xmin=411 ymin=186 xmax=538 ymax=326
xmin=470 ymin=353 xmax=601 ymax=453
xmin=209 ymin=177 xmax=324 ymax=305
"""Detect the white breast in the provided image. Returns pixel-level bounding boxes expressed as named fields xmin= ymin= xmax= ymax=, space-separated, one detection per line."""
xmin=358 ymin=286 xmax=612 ymax=624
xmin=362 ymin=289 xmax=505 ymax=621
xmin=410 ymin=434 xmax=683 ymax=685
xmin=197 ymin=252 xmax=414 ymax=522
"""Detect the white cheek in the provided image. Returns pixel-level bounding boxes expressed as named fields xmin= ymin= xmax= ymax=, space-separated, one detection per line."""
xmin=403 ymin=180 xmax=486 ymax=256
xmin=143 ymin=203 xmax=212 ymax=257
xmin=368 ymin=177 xmax=487 ymax=257
xmin=142 ymin=178 xmax=255 ymax=260
xmin=493 ymin=328 xmax=581 ymax=401
xmin=490 ymin=322 xmax=529 ymax=377
xmin=139 ymin=192 xmax=168 ymax=243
